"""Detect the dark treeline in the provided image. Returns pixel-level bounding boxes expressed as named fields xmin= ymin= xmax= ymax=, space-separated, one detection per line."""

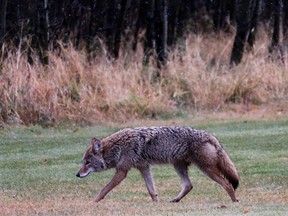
xmin=0 ymin=0 xmax=287 ymax=65
xmin=231 ymin=0 xmax=288 ymax=65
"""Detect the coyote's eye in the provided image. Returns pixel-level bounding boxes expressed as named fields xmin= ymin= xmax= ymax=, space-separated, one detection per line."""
xmin=85 ymin=160 xmax=92 ymax=165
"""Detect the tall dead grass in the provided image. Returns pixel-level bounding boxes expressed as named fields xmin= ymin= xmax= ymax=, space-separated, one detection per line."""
xmin=0 ymin=32 xmax=287 ymax=125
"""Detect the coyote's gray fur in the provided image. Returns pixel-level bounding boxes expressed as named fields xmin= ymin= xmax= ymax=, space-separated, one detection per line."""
xmin=76 ymin=126 xmax=239 ymax=203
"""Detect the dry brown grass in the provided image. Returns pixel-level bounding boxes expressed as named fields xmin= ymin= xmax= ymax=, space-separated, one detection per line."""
xmin=1 ymin=184 xmax=287 ymax=216
xmin=0 ymin=32 xmax=287 ymax=125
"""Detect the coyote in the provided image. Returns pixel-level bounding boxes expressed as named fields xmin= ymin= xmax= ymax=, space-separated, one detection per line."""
xmin=76 ymin=126 xmax=239 ymax=203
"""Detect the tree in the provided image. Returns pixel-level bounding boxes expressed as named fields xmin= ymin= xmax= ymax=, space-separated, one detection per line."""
xmin=0 ymin=0 xmax=8 ymax=45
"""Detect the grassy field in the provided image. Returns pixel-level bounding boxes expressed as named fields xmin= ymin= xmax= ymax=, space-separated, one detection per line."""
xmin=0 ymin=119 xmax=288 ymax=215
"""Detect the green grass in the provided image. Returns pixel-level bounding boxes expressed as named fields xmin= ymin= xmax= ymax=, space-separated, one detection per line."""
xmin=0 ymin=120 xmax=288 ymax=215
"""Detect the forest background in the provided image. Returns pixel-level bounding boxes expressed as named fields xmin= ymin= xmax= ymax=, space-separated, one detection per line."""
xmin=0 ymin=0 xmax=288 ymax=126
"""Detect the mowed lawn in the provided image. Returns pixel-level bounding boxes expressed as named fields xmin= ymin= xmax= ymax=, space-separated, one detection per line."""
xmin=0 ymin=120 xmax=288 ymax=215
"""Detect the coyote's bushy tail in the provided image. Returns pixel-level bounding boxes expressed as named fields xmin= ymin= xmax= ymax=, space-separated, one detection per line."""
xmin=218 ymin=149 xmax=239 ymax=190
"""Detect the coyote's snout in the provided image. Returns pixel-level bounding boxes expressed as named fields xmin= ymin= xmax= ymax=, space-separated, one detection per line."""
xmin=76 ymin=126 xmax=239 ymax=203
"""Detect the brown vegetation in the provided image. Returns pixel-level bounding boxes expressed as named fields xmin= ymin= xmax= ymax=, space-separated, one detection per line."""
xmin=0 ymin=32 xmax=287 ymax=125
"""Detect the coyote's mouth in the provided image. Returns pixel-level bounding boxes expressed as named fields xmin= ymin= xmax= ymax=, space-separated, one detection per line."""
xmin=76 ymin=167 xmax=94 ymax=178
xmin=76 ymin=171 xmax=91 ymax=178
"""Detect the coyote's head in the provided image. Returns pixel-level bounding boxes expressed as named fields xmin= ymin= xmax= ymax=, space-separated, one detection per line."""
xmin=76 ymin=138 xmax=107 ymax=178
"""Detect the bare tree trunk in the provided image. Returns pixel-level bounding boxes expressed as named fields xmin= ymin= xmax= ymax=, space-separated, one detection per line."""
xmin=44 ymin=0 xmax=50 ymax=43
xmin=230 ymin=0 xmax=257 ymax=65
xmin=131 ymin=0 xmax=142 ymax=51
xmin=28 ymin=0 xmax=50 ymax=65
xmin=38 ymin=0 xmax=49 ymax=65
xmin=0 ymin=0 xmax=8 ymax=44
xmin=270 ymin=0 xmax=284 ymax=51
xmin=247 ymin=0 xmax=260 ymax=50
xmin=76 ymin=2 xmax=84 ymax=50
xmin=86 ymin=0 xmax=97 ymax=53
xmin=112 ymin=0 xmax=127 ymax=58
xmin=143 ymin=0 xmax=155 ymax=65
xmin=155 ymin=0 xmax=168 ymax=65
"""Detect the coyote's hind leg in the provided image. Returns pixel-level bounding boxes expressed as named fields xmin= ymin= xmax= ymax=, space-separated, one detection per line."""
xmin=170 ymin=163 xmax=193 ymax=202
xmin=206 ymin=169 xmax=238 ymax=202
xmin=198 ymin=164 xmax=238 ymax=202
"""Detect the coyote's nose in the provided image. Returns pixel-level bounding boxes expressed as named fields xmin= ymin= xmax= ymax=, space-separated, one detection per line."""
xmin=76 ymin=172 xmax=80 ymax=177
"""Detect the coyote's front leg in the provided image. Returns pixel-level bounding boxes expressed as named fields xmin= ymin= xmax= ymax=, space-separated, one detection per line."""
xmin=139 ymin=166 xmax=158 ymax=201
xmin=94 ymin=170 xmax=128 ymax=202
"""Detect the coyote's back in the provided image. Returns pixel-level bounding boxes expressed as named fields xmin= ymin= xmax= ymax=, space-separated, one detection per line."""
xmin=76 ymin=126 xmax=239 ymax=203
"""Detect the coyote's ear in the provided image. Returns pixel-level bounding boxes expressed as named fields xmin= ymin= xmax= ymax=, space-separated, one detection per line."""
xmin=91 ymin=137 xmax=102 ymax=154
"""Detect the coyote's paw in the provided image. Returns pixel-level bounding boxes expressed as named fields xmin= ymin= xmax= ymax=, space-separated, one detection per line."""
xmin=90 ymin=200 xmax=97 ymax=205
xmin=169 ymin=198 xmax=180 ymax=203
xmin=93 ymin=197 xmax=102 ymax=203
